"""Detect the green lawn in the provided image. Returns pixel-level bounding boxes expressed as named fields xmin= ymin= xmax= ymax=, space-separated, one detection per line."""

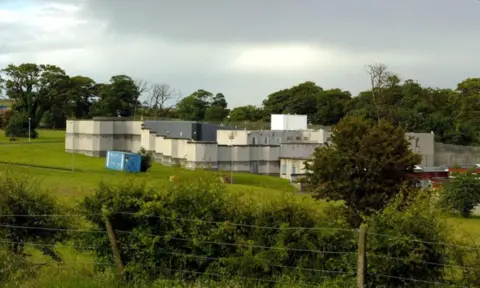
xmin=0 ymin=129 xmax=65 ymax=143
xmin=1 ymin=129 xmax=480 ymax=287
xmin=0 ymin=130 xmax=296 ymax=203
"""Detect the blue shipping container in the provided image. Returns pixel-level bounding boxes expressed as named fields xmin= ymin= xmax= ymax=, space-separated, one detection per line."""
xmin=106 ymin=151 xmax=142 ymax=173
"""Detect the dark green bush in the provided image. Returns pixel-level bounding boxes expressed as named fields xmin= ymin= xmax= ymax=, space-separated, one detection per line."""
xmin=138 ymin=147 xmax=153 ymax=172
xmin=78 ymin=171 xmax=356 ymax=286
xmin=0 ymin=170 xmax=71 ymax=255
xmin=365 ymin=191 xmax=451 ymax=287
xmin=5 ymin=111 xmax=38 ymax=139
xmin=0 ymin=247 xmax=37 ymax=285
xmin=439 ymin=170 xmax=480 ymax=217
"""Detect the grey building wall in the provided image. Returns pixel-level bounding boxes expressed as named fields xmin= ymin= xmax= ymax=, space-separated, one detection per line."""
xmin=143 ymin=120 xmax=236 ymax=141
xmin=434 ymin=142 xmax=480 ymax=166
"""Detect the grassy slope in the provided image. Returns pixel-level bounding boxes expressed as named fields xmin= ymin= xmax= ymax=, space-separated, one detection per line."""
xmin=1 ymin=129 xmax=480 ymax=286
xmin=0 ymin=130 xmax=303 ymax=287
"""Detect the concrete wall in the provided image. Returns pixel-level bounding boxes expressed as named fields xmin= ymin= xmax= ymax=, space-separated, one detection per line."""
xmin=144 ymin=120 xmax=236 ymax=141
xmin=216 ymin=145 xmax=280 ymax=175
xmin=66 ymin=120 xmax=142 ymax=157
xmin=217 ymin=130 xmax=330 ymax=146
xmin=280 ymin=158 xmax=311 ymax=181
xmin=280 ymin=143 xmax=321 ymax=159
xmin=185 ymin=142 xmax=218 ymax=169
xmin=434 ymin=143 xmax=480 ymax=166
xmin=406 ymin=133 xmax=435 ymax=166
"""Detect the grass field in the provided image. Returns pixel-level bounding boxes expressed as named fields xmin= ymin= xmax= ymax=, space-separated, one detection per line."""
xmin=1 ymin=129 xmax=479 ymax=287
xmin=0 ymin=129 xmax=302 ymax=287
xmin=0 ymin=129 xmax=296 ymax=201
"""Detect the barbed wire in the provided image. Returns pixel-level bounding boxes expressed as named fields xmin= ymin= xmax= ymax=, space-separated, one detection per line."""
xmin=3 ymin=212 xmax=480 ymax=252
xmin=0 ymin=223 xmax=357 ymax=256
xmin=367 ymin=272 xmax=467 ymax=287
xmin=0 ymin=223 xmax=477 ymax=286
xmin=366 ymin=232 xmax=480 ymax=250
xmin=0 ymin=213 xmax=357 ymax=233
xmin=0 ymin=238 xmax=355 ymax=276
xmin=27 ymin=259 xmax=323 ymax=288
xmin=367 ymin=253 xmax=480 ymax=272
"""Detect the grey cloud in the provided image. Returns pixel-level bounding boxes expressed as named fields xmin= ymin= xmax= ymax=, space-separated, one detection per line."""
xmin=80 ymin=0 xmax=480 ymax=52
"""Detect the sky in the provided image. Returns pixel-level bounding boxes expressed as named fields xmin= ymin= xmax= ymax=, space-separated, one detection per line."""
xmin=0 ymin=0 xmax=479 ymax=107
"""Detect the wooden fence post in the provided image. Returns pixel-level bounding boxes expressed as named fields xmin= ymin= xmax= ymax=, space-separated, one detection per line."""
xmin=102 ymin=207 xmax=124 ymax=275
xmin=357 ymin=225 xmax=366 ymax=288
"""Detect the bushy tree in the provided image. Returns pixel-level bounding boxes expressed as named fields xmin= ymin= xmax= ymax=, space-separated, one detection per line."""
xmin=366 ymin=191 xmax=450 ymax=287
xmin=439 ymin=170 xmax=480 ymax=217
xmin=138 ymin=147 xmax=153 ymax=172
xmin=5 ymin=111 xmax=38 ymax=139
xmin=0 ymin=170 xmax=71 ymax=257
xmin=303 ymin=116 xmax=422 ymax=224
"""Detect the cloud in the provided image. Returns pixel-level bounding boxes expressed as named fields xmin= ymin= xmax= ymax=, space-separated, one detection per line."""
xmin=1 ymin=0 xmax=480 ymax=107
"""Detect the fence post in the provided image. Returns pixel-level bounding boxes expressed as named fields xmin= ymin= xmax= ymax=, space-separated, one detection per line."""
xmin=357 ymin=225 xmax=366 ymax=288
xmin=102 ymin=207 xmax=124 ymax=275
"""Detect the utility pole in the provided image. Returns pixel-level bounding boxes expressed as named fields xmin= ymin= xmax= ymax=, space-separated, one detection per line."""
xmin=28 ymin=117 xmax=31 ymax=142
xmin=357 ymin=226 xmax=366 ymax=288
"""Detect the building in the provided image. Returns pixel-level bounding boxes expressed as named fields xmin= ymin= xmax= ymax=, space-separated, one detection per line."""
xmin=65 ymin=118 xmax=437 ymax=181
xmin=271 ymin=114 xmax=308 ymax=130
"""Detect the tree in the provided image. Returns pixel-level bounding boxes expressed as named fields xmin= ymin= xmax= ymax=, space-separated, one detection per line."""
xmin=439 ymin=170 xmax=480 ymax=218
xmin=228 ymin=105 xmax=263 ymax=122
xmin=148 ymin=84 xmax=179 ymax=117
xmin=90 ymin=75 xmax=139 ymax=117
xmin=262 ymin=81 xmax=322 ymax=121
xmin=176 ymin=89 xmax=213 ymax=121
xmin=66 ymin=76 xmax=97 ymax=119
xmin=204 ymin=93 xmax=229 ymax=122
xmin=0 ymin=63 xmax=69 ymax=136
xmin=366 ymin=63 xmax=393 ymax=123
xmin=133 ymin=79 xmax=149 ymax=117
xmin=303 ymin=116 xmax=422 ymax=224
xmin=314 ymin=89 xmax=351 ymax=125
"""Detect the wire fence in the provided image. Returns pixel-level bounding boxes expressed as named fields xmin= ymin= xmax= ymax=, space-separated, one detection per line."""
xmin=0 ymin=212 xmax=479 ymax=287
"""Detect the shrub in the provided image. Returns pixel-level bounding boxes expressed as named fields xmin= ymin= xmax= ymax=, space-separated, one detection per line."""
xmin=138 ymin=147 xmax=153 ymax=172
xmin=5 ymin=111 xmax=38 ymax=139
xmin=0 ymin=247 xmax=37 ymax=285
xmin=439 ymin=170 xmax=480 ymax=217
xmin=0 ymin=170 xmax=71 ymax=256
xmin=78 ymin=171 xmax=356 ymax=286
xmin=366 ymin=191 xmax=451 ymax=287
xmin=1 ymin=109 xmax=13 ymax=129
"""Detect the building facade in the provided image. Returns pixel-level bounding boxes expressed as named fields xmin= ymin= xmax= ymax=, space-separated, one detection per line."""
xmin=66 ymin=119 xmax=437 ymax=179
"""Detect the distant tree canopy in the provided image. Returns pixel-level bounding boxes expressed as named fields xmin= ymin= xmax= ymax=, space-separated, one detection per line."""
xmin=1 ymin=62 xmax=480 ymax=145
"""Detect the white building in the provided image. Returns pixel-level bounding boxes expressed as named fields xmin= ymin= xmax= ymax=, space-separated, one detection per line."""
xmin=270 ymin=114 xmax=308 ymax=130
xmin=65 ymin=119 xmax=435 ymax=181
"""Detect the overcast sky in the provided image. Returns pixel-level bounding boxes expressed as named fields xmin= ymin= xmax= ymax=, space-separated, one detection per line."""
xmin=0 ymin=0 xmax=478 ymax=107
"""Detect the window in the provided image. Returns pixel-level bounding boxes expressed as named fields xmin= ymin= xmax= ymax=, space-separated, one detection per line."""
xmin=296 ymin=136 xmax=301 ymax=140
xmin=276 ymin=137 xmax=281 ymax=144
xmin=264 ymin=137 xmax=269 ymax=145
xmin=251 ymin=137 xmax=256 ymax=145
xmin=292 ymin=164 xmax=296 ymax=175
xmin=303 ymin=137 xmax=309 ymax=140
xmin=282 ymin=164 xmax=287 ymax=174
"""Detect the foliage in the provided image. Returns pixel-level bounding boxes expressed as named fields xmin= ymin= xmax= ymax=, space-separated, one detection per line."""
xmin=138 ymin=147 xmax=154 ymax=172
xmin=5 ymin=110 xmax=38 ymax=139
xmin=439 ymin=170 xmax=480 ymax=217
xmin=77 ymin=173 xmax=356 ymax=285
xmin=90 ymin=75 xmax=139 ymax=117
xmin=0 ymin=63 xmax=69 ymax=127
xmin=176 ymin=90 xmax=229 ymax=122
xmin=303 ymin=116 xmax=422 ymax=224
xmin=0 ymin=247 xmax=37 ymax=285
xmin=366 ymin=191 xmax=451 ymax=287
xmin=0 ymin=170 xmax=71 ymax=257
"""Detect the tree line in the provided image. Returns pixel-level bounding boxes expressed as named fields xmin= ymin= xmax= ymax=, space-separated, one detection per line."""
xmin=1 ymin=63 xmax=480 ymax=145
